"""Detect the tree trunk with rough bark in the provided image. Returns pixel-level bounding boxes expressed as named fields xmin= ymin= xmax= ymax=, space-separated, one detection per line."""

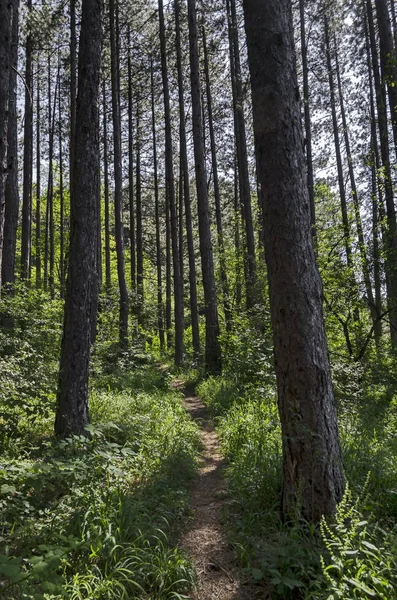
xmin=188 ymin=0 xmax=222 ymax=374
xmin=55 ymin=0 xmax=103 ymax=436
xmin=202 ymin=23 xmax=232 ymax=332
xmin=21 ymin=0 xmax=33 ymax=282
xmin=159 ymin=0 xmax=184 ymax=365
xmin=0 ymin=0 xmax=12 ymax=293
xmin=110 ymin=0 xmax=129 ymax=347
xmin=2 ymin=0 xmax=19 ymax=289
xmin=151 ymin=61 xmax=165 ymax=352
xmin=242 ymin=0 xmax=345 ymax=522
xmin=175 ymin=0 xmax=200 ymax=354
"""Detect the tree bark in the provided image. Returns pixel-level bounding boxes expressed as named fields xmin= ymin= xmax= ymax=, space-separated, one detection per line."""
xmin=35 ymin=62 xmax=41 ymax=289
xmin=58 ymin=56 xmax=65 ymax=298
xmin=375 ymin=0 xmax=397 ymax=158
xmin=227 ymin=0 xmax=256 ymax=308
xmin=102 ymin=81 xmax=111 ymax=292
xmin=135 ymin=104 xmax=144 ymax=326
xmin=110 ymin=0 xmax=129 ymax=347
xmin=127 ymin=27 xmax=136 ymax=298
xmin=175 ymin=0 xmax=200 ymax=354
xmin=21 ymin=0 xmax=33 ymax=282
xmin=0 ymin=0 xmax=12 ymax=293
xmin=202 ymin=23 xmax=232 ymax=332
xmin=367 ymin=0 xmax=397 ymax=347
xmin=151 ymin=61 xmax=165 ymax=352
xmin=55 ymin=0 xmax=103 ymax=436
xmin=242 ymin=0 xmax=344 ymax=521
xmin=188 ymin=0 xmax=222 ymax=374
xmin=334 ymin=38 xmax=378 ymax=341
xmin=2 ymin=0 xmax=19 ymax=289
xmin=159 ymin=0 xmax=184 ymax=365
xmin=299 ymin=0 xmax=315 ymax=235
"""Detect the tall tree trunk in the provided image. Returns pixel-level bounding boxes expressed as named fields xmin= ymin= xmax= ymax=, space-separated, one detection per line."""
xmin=242 ymin=0 xmax=344 ymax=522
xmin=334 ymin=38 xmax=378 ymax=339
xmin=0 ymin=0 xmax=12 ymax=292
xmin=35 ymin=63 xmax=41 ymax=289
xmin=390 ymin=0 xmax=397 ymax=49
xmin=188 ymin=0 xmax=222 ymax=373
xmin=70 ymin=0 xmax=77 ymax=192
xmin=159 ymin=0 xmax=184 ymax=365
xmin=47 ymin=59 xmax=58 ymax=298
xmin=366 ymin=18 xmax=383 ymax=343
xmin=109 ymin=0 xmax=129 ymax=347
xmin=367 ymin=0 xmax=397 ymax=347
xmin=165 ymin=189 xmax=172 ymax=347
xmin=135 ymin=104 xmax=144 ymax=326
xmin=102 ymin=81 xmax=111 ymax=291
xmin=227 ymin=0 xmax=256 ymax=308
xmin=299 ymin=0 xmax=315 ymax=235
xmin=151 ymin=61 xmax=165 ymax=352
xmin=324 ymin=15 xmax=353 ymax=269
xmin=55 ymin=0 xmax=103 ymax=436
xmin=2 ymin=0 xmax=19 ymax=289
xmin=375 ymin=0 xmax=397 ymax=158
xmin=175 ymin=0 xmax=200 ymax=354
xmin=127 ymin=27 xmax=136 ymax=297
xmin=21 ymin=0 xmax=33 ymax=282
xmin=202 ymin=23 xmax=232 ymax=332
xmin=58 ymin=59 xmax=65 ymax=297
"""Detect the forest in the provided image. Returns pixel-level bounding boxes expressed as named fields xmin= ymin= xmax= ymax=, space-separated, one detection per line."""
xmin=1 ymin=0 xmax=397 ymax=598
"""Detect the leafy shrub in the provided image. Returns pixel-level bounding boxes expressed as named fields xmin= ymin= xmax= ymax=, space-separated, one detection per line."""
xmin=321 ymin=482 xmax=397 ymax=599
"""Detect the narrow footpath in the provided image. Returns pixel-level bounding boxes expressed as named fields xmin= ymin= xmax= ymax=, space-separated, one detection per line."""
xmin=174 ymin=380 xmax=261 ymax=600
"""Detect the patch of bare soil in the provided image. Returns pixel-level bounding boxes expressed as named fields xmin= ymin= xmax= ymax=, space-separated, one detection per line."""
xmin=173 ymin=380 xmax=263 ymax=600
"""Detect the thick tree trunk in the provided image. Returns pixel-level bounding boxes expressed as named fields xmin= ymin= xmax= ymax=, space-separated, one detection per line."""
xmin=55 ymin=0 xmax=103 ymax=436
xmin=242 ymin=0 xmax=344 ymax=521
xmin=175 ymin=0 xmax=200 ymax=354
xmin=21 ymin=0 xmax=33 ymax=282
xmin=2 ymin=0 xmax=19 ymax=289
xmin=159 ymin=0 xmax=184 ymax=365
xmin=188 ymin=0 xmax=222 ymax=374
xmin=202 ymin=23 xmax=232 ymax=332
xmin=110 ymin=0 xmax=129 ymax=347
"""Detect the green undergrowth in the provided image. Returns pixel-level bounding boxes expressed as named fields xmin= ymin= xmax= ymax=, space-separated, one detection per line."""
xmin=196 ymin=355 xmax=397 ymax=599
xmin=0 ymin=293 xmax=200 ymax=600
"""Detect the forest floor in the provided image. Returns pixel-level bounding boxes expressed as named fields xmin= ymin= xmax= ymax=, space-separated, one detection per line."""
xmin=173 ymin=380 xmax=262 ymax=600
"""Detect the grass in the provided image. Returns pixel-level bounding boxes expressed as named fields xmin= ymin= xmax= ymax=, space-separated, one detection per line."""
xmin=196 ymin=359 xmax=397 ymax=599
xmin=0 ymin=358 xmax=200 ymax=599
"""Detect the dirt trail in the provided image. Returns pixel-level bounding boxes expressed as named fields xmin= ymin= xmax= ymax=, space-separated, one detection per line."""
xmin=174 ymin=380 xmax=261 ymax=600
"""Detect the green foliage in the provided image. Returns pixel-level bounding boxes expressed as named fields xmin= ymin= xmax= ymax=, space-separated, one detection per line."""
xmin=0 ymin=387 xmax=199 ymax=599
xmin=0 ymin=288 xmax=63 ymax=449
xmin=0 ymin=290 xmax=199 ymax=600
xmin=321 ymin=483 xmax=397 ymax=599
